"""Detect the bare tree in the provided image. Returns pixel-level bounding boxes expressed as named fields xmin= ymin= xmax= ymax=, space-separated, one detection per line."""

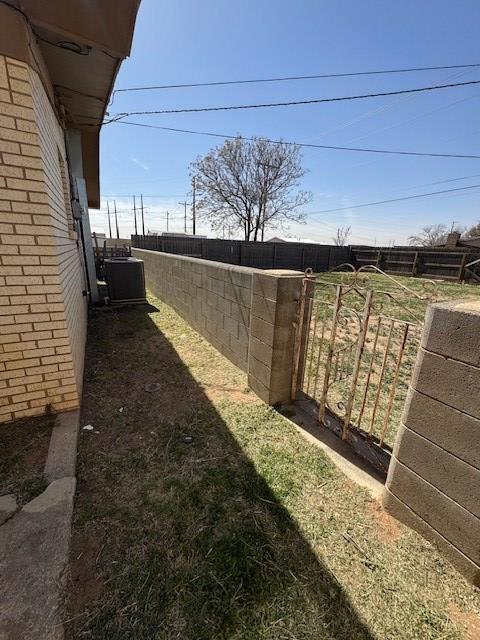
xmin=464 ymin=220 xmax=480 ymax=238
xmin=408 ymin=224 xmax=449 ymax=246
xmin=332 ymin=226 xmax=351 ymax=246
xmin=190 ymin=137 xmax=311 ymax=241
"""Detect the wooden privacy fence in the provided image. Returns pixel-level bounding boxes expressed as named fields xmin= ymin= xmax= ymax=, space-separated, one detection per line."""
xmin=132 ymin=235 xmax=351 ymax=272
xmin=131 ymin=236 xmax=480 ymax=281
xmin=351 ymin=246 xmax=480 ymax=282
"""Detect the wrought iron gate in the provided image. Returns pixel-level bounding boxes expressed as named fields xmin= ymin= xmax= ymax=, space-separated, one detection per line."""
xmin=292 ymin=266 xmax=434 ymax=473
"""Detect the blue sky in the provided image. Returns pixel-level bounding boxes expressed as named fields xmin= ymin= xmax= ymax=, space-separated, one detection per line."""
xmin=90 ymin=0 xmax=480 ymax=244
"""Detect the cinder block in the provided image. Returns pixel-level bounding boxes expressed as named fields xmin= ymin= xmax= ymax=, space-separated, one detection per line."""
xmin=248 ymin=373 xmax=270 ymax=404
xmin=230 ymin=301 xmax=250 ymax=326
xmin=248 ymin=370 xmax=289 ymax=406
xmin=229 ymin=332 xmax=248 ymax=358
xmin=214 ymin=325 xmax=230 ymax=349
xmin=412 ymin=348 xmax=480 ymax=419
xmin=251 ymin=294 xmax=276 ymax=324
xmin=274 ymin=300 xmax=298 ymax=330
xmin=402 ymin=389 xmax=480 ymax=469
xmin=206 ymin=276 xmax=224 ymax=297
xmin=250 ymin=315 xmax=274 ymax=346
xmin=422 ymin=299 xmax=480 ymax=367
xmin=227 ymin=269 xmax=252 ymax=289
xmin=276 ymin=275 xmax=303 ymax=305
xmin=238 ymin=323 xmax=249 ymax=344
xmin=205 ymin=290 xmax=217 ymax=308
xmin=223 ymin=315 xmax=239 ymax=338
xmin=383 ymin=488 xmax=480 ymax=587
xmin=224 ymin=283 xmax=252 ymax=308
xmin=249 ymin=272 xmax=278 ymax=301
xmin=248 ymin=355 xmax=271 ymax=389
xmin=215 ymin=296 xmax=230 ymax=315
xmin=393 ymin=424 xmax=480 ymax=518
xmin=248 ymin=335 xmax=272 ymax=367
xmin=386 ymin=458 xmax=480 ymax=564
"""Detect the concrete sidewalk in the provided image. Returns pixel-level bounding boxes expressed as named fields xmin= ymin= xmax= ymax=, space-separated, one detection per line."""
xmin=0 ymin=411 xmax=79 ymax=640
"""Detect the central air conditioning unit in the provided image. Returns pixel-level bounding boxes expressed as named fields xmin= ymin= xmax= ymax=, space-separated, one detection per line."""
xmin=104 ymin=257 xmax=146 ymax=303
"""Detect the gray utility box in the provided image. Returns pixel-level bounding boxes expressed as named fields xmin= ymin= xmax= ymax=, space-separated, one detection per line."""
xmin=104 ymin=257 xmax=146 ymax=303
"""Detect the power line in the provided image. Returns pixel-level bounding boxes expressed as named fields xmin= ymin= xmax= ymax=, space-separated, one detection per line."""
xmin=114 ymin=120 xmax=480 ymax=160
xmin=94 ymin=209 xmax=185 ymax=219
xmin=308 ymin=183 xmax=480 ymax=215
xmin=113 ymin=63 xmax=480 ymax=93
xmin=106 ymin=79 xmax=480 ymax=121
xmin=360 ymin=172 xmax=480 ymax=198
xmin=92 ymin=174 xmax=479 ymax=216
xmin=307 ymin=173 xmax=480 ymax=221
xmin=98 ymin=194 xmax=187 ymax=198
xmin=346 ymin=92 xmax=480 ymax=145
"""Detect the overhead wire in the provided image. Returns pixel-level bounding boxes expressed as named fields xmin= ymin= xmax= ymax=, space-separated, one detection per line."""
xmin=113 ymin=120 xmax=480 ymax=160
xmin=307 ymin=183 xmax=480 ymax=215
xmin=113 ymin=63 xmax=480 ymax=93
xmin=105 ymin=79 xmax=480 ymax=122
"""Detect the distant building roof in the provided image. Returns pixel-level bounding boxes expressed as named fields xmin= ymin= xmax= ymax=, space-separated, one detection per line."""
xmin=439 ymin=232 xmax=480 ymax=249
xmin=266 ymin=236 xmax=321 ymax=244
xmin=161 ymin=232 xmax=207 ymax=239
xmin=458 ymin=236 xmax=480 ymax=248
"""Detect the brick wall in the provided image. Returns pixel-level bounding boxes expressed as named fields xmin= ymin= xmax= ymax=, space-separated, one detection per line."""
xmin=0 ymin=54 xmax=87 ymax=423
xmin=133 ymin=249 xmax=252 ymax=371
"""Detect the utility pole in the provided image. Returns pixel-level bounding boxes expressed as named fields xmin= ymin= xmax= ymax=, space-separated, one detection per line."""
xmin=166 ymin=210 xmax=169 ymax=233
xmin=106 ymin=200 xmax=112 ymax=238
xmin=450 ymin=220 xmax=458 ymax=233
xmin=140 ymin=193 xmax=145 ymax=235
xmin=192 ymin=176 xmax=196 ymax=235
xmin=133 ymin=195 xmax=138 ymax=236
xmin=114 ymin=200 xmax=119 ymax=239
xmin=178 ymin=201 xmax=187 ymax=233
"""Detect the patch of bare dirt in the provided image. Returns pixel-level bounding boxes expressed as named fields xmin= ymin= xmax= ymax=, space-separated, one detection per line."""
xmin=0 ymin=412 xmax=53 ymax=504
xmin=367 ymin=501 xmax=402 ymax=544
xmin=448 ymin=603 xmax=480 ymax=640
xmin=202 ymin=383 xmax=259 ymax=405
xmin=68 ymin=527 xmax=106 ymax=620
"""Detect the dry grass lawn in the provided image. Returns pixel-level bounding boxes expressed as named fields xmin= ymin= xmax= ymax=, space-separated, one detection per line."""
xmin=67 ymin=295 xmax=480 ymax=639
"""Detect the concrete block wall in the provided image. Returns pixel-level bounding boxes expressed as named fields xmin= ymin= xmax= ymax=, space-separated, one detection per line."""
xmin=248 ymin=271 xmax=304 ymax=404
xmin=383 ymin=299 xmax=480 ymax=586
xmin=133 ymin=249 xmax=253 ymax=371
xmin=132 ymin=249 xmax=304 ymax=404
xmin=0 ymin=40 xmax=87 ymax=423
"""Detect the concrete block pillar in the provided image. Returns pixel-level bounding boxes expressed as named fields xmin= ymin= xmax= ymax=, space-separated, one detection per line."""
xmin=383 ymin=299 xmax=480 ymax=586
xmin=247 ymin=270 xmax=304 ymax=405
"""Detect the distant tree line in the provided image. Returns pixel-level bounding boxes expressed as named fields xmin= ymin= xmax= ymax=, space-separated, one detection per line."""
xmin=408 ymin=220 xmax=480 ymax=246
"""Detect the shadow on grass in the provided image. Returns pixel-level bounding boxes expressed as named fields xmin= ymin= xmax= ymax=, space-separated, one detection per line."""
xmin=68 ymin=304 xmax=376 ymax=640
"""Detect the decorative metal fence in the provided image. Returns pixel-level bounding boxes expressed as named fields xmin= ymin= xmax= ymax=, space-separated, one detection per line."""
xmin=292 ymin=266 xmax=438 ymax=473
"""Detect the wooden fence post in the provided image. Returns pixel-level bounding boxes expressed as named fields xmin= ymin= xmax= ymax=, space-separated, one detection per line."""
xmin=412 ymin=251 xmax=419 ymax=276
xmin=458 ymin=253 xmax=468 ymax=283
